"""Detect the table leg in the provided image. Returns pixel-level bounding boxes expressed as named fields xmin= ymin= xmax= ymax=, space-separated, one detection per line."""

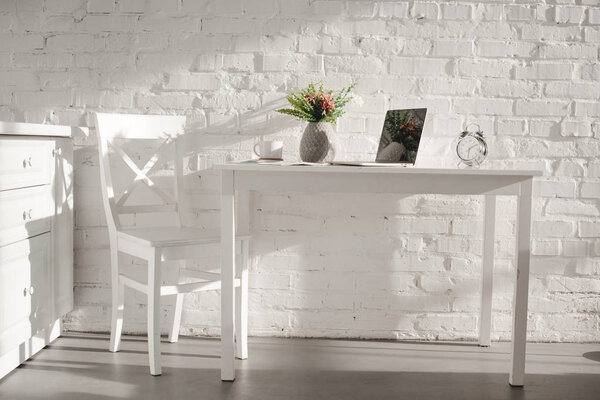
xmin=221 ymin=170 xmax=236 ymax=381
xmin=479 ymin=195 xmax=496 ymax=347
xmin=509 ymin=179 xmax=532 ymax=387
xmin=236 ymin=239 xmax=249 ymax=359
xmin=235 ymin=190 xmax=250 ymax=359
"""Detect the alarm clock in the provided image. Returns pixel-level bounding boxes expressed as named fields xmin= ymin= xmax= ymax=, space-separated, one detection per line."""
xmin=456 ymin=124 xmax=488 ymax=168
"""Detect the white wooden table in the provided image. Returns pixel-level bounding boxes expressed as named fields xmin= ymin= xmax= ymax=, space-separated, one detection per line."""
xmin=216 ymin=164 xmax=541 ymax=387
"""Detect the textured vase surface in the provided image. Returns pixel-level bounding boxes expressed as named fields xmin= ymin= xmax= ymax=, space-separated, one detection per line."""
xmin=300 ymin=122 xmax=334 ymax=163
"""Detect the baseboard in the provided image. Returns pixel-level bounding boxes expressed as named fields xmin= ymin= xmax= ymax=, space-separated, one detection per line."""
xmin=0 ymin=318 xmax=62 ymax=381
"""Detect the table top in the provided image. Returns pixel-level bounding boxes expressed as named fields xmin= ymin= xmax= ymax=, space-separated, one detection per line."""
xmin=0 ymin=121 xmax=88 ymax=138
xmin=216 ymin=163 xmax=542 ymax=177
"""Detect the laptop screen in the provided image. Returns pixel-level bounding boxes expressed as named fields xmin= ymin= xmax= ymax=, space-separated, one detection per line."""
xmin=375 ymin=108 xmax=428 ymax=164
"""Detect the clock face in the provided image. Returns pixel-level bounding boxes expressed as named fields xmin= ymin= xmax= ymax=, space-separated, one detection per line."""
xmin=457 ymin=135 xmax=482 ymax=162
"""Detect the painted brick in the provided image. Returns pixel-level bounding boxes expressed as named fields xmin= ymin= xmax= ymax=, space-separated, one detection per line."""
xmin=589 ymin=8 xmax=600 ymax=24
xmin=561 ymin=120 xmax=592 ymax=137
xmin=440 ymin=4 xmax=471 ymax=20
xmin=411 ymin=2 xmax=439 ymax=20
xmin=547 ymin=199 xmax=599 ymax=217
xmin=540 ymin=43 xmax=598 ymax=59
xmin=581 ymin=183 xmax=600 ymax=199
xmin=279 ymin=0 xmax=311 ymax=16
xmin=506 ymin=5 xmax=535 ymax=21
xmin=0 ymin=0 xmax=596 ymax=344
xmin=515 ymin=100 xmax=569 ymax=117
xmin=474 ymin=4 xmax=503 ymax=21
xmin=579 ymin=222 xmax=600 ymax=238
xmin=532 ymin=240 xmax=561 ymax=256
xmin=562 ymin=241 xmax=588 ymax=257
xmin=574 ymin=102 xmax=600 ymax=117
xmin=533 ymin=221 xmax=575 ymax=237
xmin=0 ymin=34 xmax=44 ymax=51
xmin=390 ymin=58 xmax=448 ymax=76
xmin=164 ymin=73 xmax=221 ymax=91
xmin=457 ymin=59 xmax=512 ymax=78
xmin=356 ymin=37 xmax=403 ymax=55
xmin=378 ymin=2 xmax=409 ymax=18
xmin=521 ymin=25 xmax=582 ymax=42
xmin=476 ymin=40 xmax=537 ymax=58
xmin=87 ymin=0 xmax=114 ymax=13
xmin=214 ymin=0 xmax=243 ymax=16
xmin=515 ymin=62 xmax=573 ymax=80
xmin=262 ymin=54 xmax=323 ymax=72
xmin=454 ymin=98 xmax=513 ymax=116
xmin=536 ymin=180 xmax=576 ymax=198
xmin=555 ymin=6 xmax=585 ymax=24
xmin=431 ymin=40 xmax=472 ymax=57
xmin=480 ymin=80 xmax=538 ymax=98
xmin=419 ymin=78 xmax=476 ymax=96
xmin=545 ymin=82 xmax=600 ymax=100
xmin=222 ymin=53 xmax=255 ymax=72
xmin=353 ymin=20 xmax=387 ymax=35
xmin=583 ymin=27 xmax=600 ymax=43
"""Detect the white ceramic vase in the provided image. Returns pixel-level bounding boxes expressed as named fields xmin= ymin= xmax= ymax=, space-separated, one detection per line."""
xmin=300 ymin=122 xmax=335 ymax=163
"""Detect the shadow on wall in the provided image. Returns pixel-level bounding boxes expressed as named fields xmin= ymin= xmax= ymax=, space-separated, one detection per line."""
xmin=66 ymin=113 xmax=498 ymax=339
xmin=184 ymin=97 xmax=304 ymax=165
xmin=61 ymin=1 xmax=481 ymax=339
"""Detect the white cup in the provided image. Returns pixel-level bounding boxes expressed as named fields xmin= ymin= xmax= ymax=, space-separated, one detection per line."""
xmin=254 ymin=140 xmax=283 ymax=160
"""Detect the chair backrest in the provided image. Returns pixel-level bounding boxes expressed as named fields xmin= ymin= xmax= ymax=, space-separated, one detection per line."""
xmin=94 ymin=113 xmax=187 ymax=235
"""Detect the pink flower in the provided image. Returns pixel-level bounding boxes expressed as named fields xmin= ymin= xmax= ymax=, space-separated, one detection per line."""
xmin=322 ymin=100 xmax=335 ymax=115
xmin=318 ymin=93 xmax=335 ymax=115
xmin=320 ymin=93 xmax=332 ymax=102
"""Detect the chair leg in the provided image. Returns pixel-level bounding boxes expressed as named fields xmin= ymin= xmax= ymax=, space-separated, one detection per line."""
xmin=168 ymin=294 xmax=184 ymax=343
xmin=147 ymin=248 xmax=162 ymax=376
xmin=235 ymin=239 xmax=249 ymax=360
xmin=109 ymin=248 xmax=124 ymax=353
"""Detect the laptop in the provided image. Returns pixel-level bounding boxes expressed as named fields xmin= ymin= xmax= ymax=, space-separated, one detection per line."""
xmin=330 ymin=108 xmax=428 ymax=167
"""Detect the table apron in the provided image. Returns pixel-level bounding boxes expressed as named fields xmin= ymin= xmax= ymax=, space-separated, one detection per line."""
xmin=233 ymin=171 xmax=525 ymax=196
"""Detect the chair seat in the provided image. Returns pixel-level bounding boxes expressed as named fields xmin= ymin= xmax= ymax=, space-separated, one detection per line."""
xmin=118 ymin=227 xmax=249 ymax=248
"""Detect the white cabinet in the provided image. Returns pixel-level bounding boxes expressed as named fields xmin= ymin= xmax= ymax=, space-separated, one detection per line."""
xmin=0 ymin=122 xmax=79 ymax=380
xmin=0 ymin=234 xmax=52 ymax=355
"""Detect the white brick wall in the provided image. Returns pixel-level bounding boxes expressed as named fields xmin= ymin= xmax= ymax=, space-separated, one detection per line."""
xmin=1 ymin=0 xmax=598 ymax=342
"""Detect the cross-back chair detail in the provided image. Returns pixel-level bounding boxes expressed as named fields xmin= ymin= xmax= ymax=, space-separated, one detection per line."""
xmin=96 ymin=114 xmax=186 ymax=232
xmin=94 ymin=112 xmax=249 ymax=376
xmin=113 ymin=136 xmax=177 ymax=210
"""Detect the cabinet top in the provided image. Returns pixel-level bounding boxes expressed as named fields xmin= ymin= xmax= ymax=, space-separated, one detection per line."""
xmin=0 ymin=121 xmax=88 ymax=138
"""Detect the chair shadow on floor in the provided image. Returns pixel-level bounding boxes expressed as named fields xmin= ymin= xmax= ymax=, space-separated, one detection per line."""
xmin=5 ymin=364 xmax=600 ymax=400
xmin=45 ymin=344 xmax=220 ymax=359
xmin=583 ymin=351 xmax=600 ymax=362
xmin=2 ymin=335 xmax=600 ymax=400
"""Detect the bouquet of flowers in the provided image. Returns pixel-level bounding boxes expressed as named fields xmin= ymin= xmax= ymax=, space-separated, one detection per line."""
xmin=276 ymin=82 xmax=355 ymax=124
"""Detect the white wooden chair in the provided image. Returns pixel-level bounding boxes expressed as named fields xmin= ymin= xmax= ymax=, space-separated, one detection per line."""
xmin=94 ymin=112 xmax=249 ymax=376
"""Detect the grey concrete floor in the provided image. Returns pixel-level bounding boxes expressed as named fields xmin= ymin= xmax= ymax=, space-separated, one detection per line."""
xmin=0 ymin=334 xmax=599 ymax=400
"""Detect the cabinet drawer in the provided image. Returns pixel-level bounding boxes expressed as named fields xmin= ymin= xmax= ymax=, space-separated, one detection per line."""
xmin=0 ymin=185 xmax=52 ymax=247
xmin=0 ymin=139 xmax=53 ymax=191
xmin=0 ymin=234 xmax=52 ymax=356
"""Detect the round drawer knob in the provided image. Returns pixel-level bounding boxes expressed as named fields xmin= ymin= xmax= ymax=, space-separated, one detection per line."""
xmin=29 ymin=286 xmax=35 ymax=295
xmin=22 ymin=157 xmax=32 ymax=168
